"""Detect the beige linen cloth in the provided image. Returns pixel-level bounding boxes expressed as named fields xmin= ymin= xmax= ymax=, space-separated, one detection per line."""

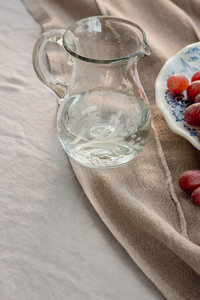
xmin=23 ymin=0 xmax=200 ymax=299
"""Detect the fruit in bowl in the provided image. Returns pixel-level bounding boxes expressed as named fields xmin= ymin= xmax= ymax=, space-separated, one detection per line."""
xmin=187 ymin=80 xmax=200 ymax=101
xmin=184 ymin=103 xmax=200 ymax=126
xmin=167 ymin=74 xmax=189 ymax=94
xmin=167 ymin=71 xmax=200 ymax=140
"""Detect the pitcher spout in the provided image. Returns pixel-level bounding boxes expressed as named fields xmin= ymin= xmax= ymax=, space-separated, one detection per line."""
xmin=140 ymin=34 xmax=151 ymax=58
xmin=133 ymin=25 xmax=151 ymax=59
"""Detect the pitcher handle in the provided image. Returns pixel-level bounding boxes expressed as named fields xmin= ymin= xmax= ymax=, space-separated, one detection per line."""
xmin=32 ymin=29 xmax=68 ymax=102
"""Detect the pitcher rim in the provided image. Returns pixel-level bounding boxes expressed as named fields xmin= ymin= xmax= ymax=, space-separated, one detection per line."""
xmin=63 ymin=16 xmax=151 ymax=64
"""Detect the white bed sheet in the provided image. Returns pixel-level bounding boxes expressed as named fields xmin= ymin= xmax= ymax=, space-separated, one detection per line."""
xmin=0 ymin=0 xmax=166 ymax=299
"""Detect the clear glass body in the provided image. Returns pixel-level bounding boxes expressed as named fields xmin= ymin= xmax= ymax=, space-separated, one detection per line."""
xmin=33 ymin=16 xmax=151 ymax=169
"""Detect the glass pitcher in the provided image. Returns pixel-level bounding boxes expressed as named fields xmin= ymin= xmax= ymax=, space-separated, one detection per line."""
xmin=33 ymin=16 xmax=151 ymax=169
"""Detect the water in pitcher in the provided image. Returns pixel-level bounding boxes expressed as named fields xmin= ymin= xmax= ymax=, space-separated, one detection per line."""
xmin=57 ymin=89 xmax=151 ymax=168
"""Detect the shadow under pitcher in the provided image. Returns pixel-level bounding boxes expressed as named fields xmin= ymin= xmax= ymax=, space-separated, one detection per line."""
xmin=33 ymin=16 xmax=151 ymax=169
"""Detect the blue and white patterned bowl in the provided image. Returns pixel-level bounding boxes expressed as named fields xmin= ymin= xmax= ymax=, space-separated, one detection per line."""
xmin=155 ymin=42 xmax=200 ymax=151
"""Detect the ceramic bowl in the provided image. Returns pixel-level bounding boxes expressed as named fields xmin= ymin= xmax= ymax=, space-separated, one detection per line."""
xmin=155 ymin=42 xmax=200 ymax=150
